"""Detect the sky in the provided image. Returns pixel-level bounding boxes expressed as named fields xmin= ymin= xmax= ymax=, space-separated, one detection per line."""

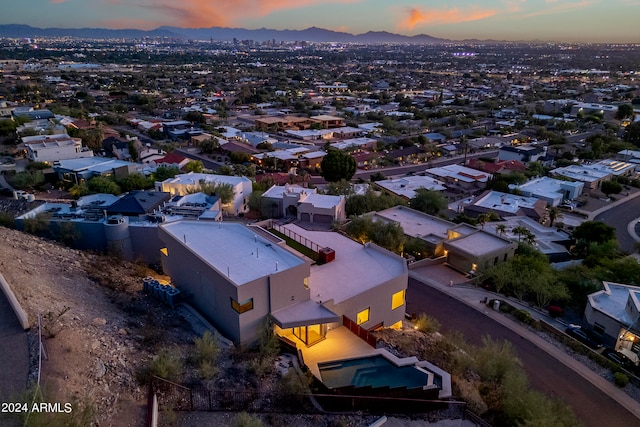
xmin=3 ymin=0 xmax=639 ymax=43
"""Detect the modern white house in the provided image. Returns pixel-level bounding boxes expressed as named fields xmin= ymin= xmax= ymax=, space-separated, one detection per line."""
xmin=374 ymin=206 xmax=517 ymax=274
xmin=156 ymin=172 xmax=253 ymax=215
xmin=158 ymin=221 xmax=408 ymax=347
xmin=424 ymin=164 xmax=491 ymax=189
xmin=550 ymin=160 xmax=636 ymax=190
xmin=515 ymin=176 xmax=584 ymax=206
xmin=585 ymin=282 xmax=640 ymax=361
xmin=22 ymin=134 xmax=93 ymax=163
xmin=375 ymin=176 xmax=446 ymax=200
xmin=261 ymin=184 xmax=345 ymax=223
xmin=463 ymin=190 xmax=548 ymax=222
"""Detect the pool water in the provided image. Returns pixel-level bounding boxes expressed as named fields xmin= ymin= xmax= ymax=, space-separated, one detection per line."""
xmin=318 ymin=355 xmax=429 ymax=389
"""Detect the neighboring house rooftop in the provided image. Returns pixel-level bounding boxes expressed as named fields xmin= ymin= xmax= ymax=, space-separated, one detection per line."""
xmin=375 ymin=176 xmax=446 ymax=199
xmin=375 ymin=206 xmax=454 ymax=241
xmin=160 ymin=221 xmax=306 ymax=286
xmin=106 ymin=191 xmax=171 ymax=216
xmin=588 ymin=282 xmax=640 ymax=329
xmin=468 ymin=191 xmax=543 ymax=214
xmin=425 ymin=164 xmax=491 ymax=184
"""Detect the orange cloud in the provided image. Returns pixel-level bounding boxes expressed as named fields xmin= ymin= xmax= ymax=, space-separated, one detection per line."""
xmin=113 ymin=0 xmax=360 ymax=28
xmin=401 ymin=7 xmax=498 ymax=30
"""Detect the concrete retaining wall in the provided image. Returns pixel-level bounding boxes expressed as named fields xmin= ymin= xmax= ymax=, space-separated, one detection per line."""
xmin=0 ymin=273 xmax=30 ymax=330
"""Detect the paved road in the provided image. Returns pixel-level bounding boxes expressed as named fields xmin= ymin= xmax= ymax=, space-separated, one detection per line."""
xmin=594 ymin=195 xmax=640 ymax=253
xmin=353 ymin=151 xmax=498 ymax=181
xmin=406 ymin=278 xmax=639 ymax=427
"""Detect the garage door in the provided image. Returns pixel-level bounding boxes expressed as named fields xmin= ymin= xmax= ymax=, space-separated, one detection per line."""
xmin=300 ymin=212 xmax=311 ymax=221
xmin=313 ymin=214 xmax=333 ymax=223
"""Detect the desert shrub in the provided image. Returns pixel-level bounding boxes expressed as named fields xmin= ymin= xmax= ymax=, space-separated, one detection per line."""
xmin=513 ymin=309 xmax=533 ymax=325
xmin=232 ymin=412 xmax=263 ymax=427
xmin=193 ymin=331 xmax=220 ymax=379
xmin=415 ymin=313 xmax=441 ymax=333
xmin=614 ymin=372 xmax=629 ymax=387
xmin=148 ymin=349 xmax=183 ymax=382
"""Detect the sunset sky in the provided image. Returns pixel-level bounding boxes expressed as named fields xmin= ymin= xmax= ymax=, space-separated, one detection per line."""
xmin=3 ymin=0 xmax=639 ymax=43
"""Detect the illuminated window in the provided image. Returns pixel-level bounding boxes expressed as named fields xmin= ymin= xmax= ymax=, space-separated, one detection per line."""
xmin=391 ymin=290 xmax=405 ymax=310
xmin=356 ymin=308 xmax=370 ymax=325
xmin=231 ymin=298 xmax=254 ymax=314
xmin=160 ymin=247 xmax=168 ymax=256
xmin=304 ymin=277 xmax=309 ymax=290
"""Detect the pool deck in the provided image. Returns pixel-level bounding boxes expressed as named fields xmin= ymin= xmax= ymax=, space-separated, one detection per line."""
xmin=282 ymin=326 xmax=378 ymax=379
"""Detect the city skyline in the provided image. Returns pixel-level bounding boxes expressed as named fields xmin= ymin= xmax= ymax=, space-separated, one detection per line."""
xmin=2 ymin=0 xmax=639 ymax=43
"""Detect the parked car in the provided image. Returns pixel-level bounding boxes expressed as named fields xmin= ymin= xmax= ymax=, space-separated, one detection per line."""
xmin=602 ymin=348 xmax=636 ymax=371
xmin=565 ymin=324 xmax=602 ymax=349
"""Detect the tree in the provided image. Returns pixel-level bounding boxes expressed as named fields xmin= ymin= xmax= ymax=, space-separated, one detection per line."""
xmin=410 ymin=188 xmax=446 ymax=216
xmin=573 ymin=221 xmax=616 ymax=245
xmin=547 ymin=206 xmax=562 ymax=227
xmin=495 ymin=224 xmax=507 ymax=237
xmin=197 ymin=181 xmax=235 ymax=204
xmin=320 ymin=149 xmax=356 ymax=182
xmin=325 ymin=179 xmax=352 ymax=196
xmin=616 ymin=104 xmax=634 ymax=120
xmin=200 ymin=138 xmax=220 ymax=154
xmin=117 ymin=173 xmax=153 ymax=192
xmin=184 ymin=160 xmax=204 ymax=173
xmin=153 ymin=166 xmax=181 ymax=182
xmin=344 ymin=216 xmax=405 ymax=254
xmin=601 ymin=179 xmax=622 ymax=197
xmin=512 ymin=226 xmax=530 ymax=242
xmin=87 ymin=176 xmax=121 ymax=195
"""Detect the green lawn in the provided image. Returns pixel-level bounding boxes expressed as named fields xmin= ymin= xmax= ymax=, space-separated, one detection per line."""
xmin=268 ymin=229 xmax=319 ymax=262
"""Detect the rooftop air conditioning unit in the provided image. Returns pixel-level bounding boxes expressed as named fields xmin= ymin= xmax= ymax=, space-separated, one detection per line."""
xmin=318 ymin=247 xmax=335 ymax=264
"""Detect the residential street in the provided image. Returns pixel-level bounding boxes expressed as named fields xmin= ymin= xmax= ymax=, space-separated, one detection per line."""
xmin=406 ymin=277 xmax=640 ymax=427
xmin=593 ymin=194 xmax=640 ymax=253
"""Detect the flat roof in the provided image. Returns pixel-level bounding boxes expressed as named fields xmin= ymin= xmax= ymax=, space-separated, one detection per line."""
xmin=164 ymin=172 xmax=251 ymax=186
xmin=375 ymin=206 xmax=453 ymax=240
xmin=262 ymin=184 xmax=311 ymax=199
xmin=471 ymin=191 xmax=540 ymax=214
xmin=551 ymin=165 xmax=610 ymax=182
xmin=516 ymin=176 xmax=583 ymax=197
xmin=445 ymin=231 xmax=514 ymax=255
xmin=161 ymin=221 xmax=305 ymax=286
xmin=301 ymin=193 xmax=343 ymax=209
xmin=425 ymin=164 xmax=491 ymax=183
xmin=56 ymin=157 xmax=131 ymax=171
xmin=376 ymin=176 xmax=446 ymax=199
xmin=282 ymin=224 xmax=406 ymax=304
xmin=589 ymin=282 xmax=640 ymax=328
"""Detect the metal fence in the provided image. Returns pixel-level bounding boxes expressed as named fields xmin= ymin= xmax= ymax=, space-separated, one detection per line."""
xmin=147 ymin=376 xmax=472 ymax=418
xmin=342 ymin=315 xmax=378 ymax=348
xmin=271 ymin=223 xmax=322 ymax=253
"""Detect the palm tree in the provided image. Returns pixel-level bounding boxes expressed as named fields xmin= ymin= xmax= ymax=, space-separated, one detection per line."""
xmin=512 ymin=225 xmax=529 ymax=242
xmin=477 ymin=213 xmax=491 ymax=229
xmin=548 ymin=206 xmax=563 ymax=227
xmin=496 ymin=224 xmax=507 ymax=237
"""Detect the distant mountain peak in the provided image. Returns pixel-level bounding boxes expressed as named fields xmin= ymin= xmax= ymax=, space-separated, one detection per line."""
xmin=0 ymin=24 xmax=449 ymax=44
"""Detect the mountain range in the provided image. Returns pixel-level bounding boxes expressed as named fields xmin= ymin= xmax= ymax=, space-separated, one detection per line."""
xmin=0 ymin=24 xmax=448 ymax=44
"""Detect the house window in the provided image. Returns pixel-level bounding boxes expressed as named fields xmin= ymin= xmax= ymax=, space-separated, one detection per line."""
xmin=160 ymin=247 xmax=168 ymax=256
xmin=304 ymin=277 xmax=309 ymax=290
xmin=391 ymin=290 xmax=405 ymax=311
xmin=593 ymin=322 xmax=605 ymax=336
xmin=231 ymin=298 xmax=254 ymax=314
xmin=356 ymin=308 xmax=370 ymax=325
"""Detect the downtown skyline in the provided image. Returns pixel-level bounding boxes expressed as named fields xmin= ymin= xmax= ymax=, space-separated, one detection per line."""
xmin=2 ymin=0 xmax=640 ymax=43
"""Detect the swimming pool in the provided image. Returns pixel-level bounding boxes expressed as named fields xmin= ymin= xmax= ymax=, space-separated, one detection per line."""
xmin=318 ymin=355 xmax=430 ymax=390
